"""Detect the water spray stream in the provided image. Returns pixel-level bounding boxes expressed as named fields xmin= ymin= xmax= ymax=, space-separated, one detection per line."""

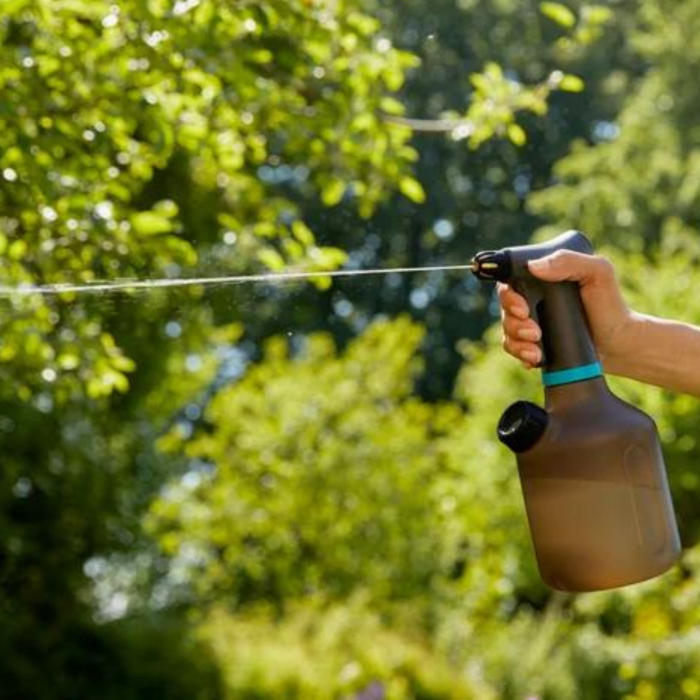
xmin=0 ymin=263 xmax=477 ymax=297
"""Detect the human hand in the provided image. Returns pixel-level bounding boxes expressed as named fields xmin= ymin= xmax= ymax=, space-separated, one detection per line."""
xmin=497 ymin=250 xmax=635 ymax=372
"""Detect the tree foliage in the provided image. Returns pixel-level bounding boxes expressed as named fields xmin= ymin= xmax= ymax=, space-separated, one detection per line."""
xmin=6 ymin=0 xmax=700 ymax=698
xmin=149 ymin=318 xmax=466 ymax=606
xmin=0 ymin=0 xmax=421 ymax=400
xmin=0 ymin=0 xmax=424 ymax=691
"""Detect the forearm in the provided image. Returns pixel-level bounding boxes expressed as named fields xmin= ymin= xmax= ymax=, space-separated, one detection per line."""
xmin=606 ymin=311 xmax=700 ymax=397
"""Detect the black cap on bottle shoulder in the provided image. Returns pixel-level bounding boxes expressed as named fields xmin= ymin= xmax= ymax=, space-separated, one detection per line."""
xmin=497 ymin=400 xmax=548 ymax=453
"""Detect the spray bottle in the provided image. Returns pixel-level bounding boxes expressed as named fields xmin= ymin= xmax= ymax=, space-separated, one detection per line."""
xmin=471 ymin=230 xmax=681 ymax=591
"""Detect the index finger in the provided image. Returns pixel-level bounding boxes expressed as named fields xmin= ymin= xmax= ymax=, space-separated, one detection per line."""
xmin=496 ymin=282 xmax=530 ymax=320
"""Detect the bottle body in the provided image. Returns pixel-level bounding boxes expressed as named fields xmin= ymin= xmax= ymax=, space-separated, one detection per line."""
xmin=515 ymin=378 xmax=681 ymax=591
xmin=476 ymin=230 xmax=681 ymax=591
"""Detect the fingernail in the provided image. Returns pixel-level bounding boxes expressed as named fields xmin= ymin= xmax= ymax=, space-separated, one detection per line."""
xmin=517 ymin=327 xmax=540 ymax=342
xmin=522 ymin=349 xmax=540 ymax=364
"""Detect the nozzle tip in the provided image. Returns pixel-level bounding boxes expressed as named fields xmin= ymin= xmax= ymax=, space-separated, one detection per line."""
xmin=470 ymin=250 xmax=511 ymax=281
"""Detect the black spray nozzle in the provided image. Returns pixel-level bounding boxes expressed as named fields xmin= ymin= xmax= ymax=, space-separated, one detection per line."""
xmin=470 ymin=230 xmax=599 ymax=375
xmin=470 ymin=249 xmax=512 ymax=282
xmin=470 ymin=231 xmax=593 ymax=284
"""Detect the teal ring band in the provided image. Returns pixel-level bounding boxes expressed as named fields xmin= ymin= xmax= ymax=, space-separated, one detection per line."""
xmin=542 ymin=361 xmax=603 ymax=387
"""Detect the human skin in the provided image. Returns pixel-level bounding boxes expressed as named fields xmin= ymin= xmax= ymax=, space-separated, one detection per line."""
xmin=497 ymin=250 xmax=700 ymax=398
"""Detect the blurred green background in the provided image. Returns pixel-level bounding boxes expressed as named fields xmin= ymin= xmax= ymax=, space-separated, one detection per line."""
xmin=2 ymin=0 xmax=700 ymax=698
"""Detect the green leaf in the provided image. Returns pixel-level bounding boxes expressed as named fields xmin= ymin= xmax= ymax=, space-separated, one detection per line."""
xmin=131 ymin=212 xmax=174 ymax=235
xmin=2 ymin=0 xmax=34 ymax=12
xmin=291 ymin=220 xmax=315 ymax=246
xmin=559 ymin=74 xmax=585 ymax=92
xmin=584 ymin=5 xmax=614 ymax=26
xmin=310 ymin=246 xmax=349 ymax=269
xmin=57 ymin=354 xmax=80 ymax=371
xmin=248 ymin=49 xmax=273 ymax=65
xmin=8 ymin=240 xmax=27 ymax=260
xmin=399 ymin=176 xmax=426 ymax=204
xmin=540 ymin=2 xmax=576 ymax=28
xmin=484 ymin=62 xmax=504 ymax=79
xmin=257 ymin=248 xmax=285 ymax=271
xmin=321 ymin=180 xmax=346 ymax=207
xmin=153 ymin=199 xmax=179 ymax=218
xmin=507 ymin=123 xmax=527 ymax=147
xmin=470 ymin=73 xmax=490 ymax=93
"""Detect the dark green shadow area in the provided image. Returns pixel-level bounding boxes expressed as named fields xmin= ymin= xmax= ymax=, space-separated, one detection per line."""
xmin=0 ymin=614 xmax=223 ymax=700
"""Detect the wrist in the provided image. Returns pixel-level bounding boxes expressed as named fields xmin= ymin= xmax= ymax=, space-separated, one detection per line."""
xmin=599 ymin=310 xmax=646 ymax=377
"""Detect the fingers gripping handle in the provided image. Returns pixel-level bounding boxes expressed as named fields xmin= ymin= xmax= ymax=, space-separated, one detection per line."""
xmin=505 ymin=231 xmax=600 ymax=374
xmin=510 ymin=276 xmax=547 ymax=367
xmin=511 ymin=276 xmax=598 ymax=373
xmin=472 ymin=231 xmax=600 ymax=375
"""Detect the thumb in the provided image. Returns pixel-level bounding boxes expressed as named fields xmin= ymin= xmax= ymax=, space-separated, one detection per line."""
xmin=527 ymin=250 xmax=610 ymax=286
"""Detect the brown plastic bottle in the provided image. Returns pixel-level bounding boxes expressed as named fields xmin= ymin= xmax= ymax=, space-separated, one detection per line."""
xmin=473 ymin=230 xmax=681 ymax=591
